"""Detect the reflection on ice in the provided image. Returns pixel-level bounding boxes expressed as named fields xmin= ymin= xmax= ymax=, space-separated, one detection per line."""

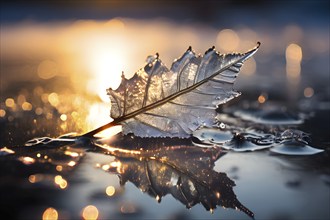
xmin=96 ymin=144 xmax=254 ymax=218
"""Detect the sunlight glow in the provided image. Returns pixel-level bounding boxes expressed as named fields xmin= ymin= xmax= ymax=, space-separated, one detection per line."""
xmin=86 ymin=40 xmax=125 ymax=103
xmin=93 ymin=125 xmax=122 ymax=138
xmin=86 ymin=102 xmax=122 ymax=137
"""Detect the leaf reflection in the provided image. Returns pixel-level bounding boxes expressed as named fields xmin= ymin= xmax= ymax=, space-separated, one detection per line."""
xmin=95 ymin=142 xmax=254 ymax=218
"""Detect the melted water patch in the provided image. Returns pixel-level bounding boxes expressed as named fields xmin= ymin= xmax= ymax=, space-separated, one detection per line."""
xmin=222 ymin=133 xmax=274 ymax=152
xmin=192 ymin=128 xmax=233 ymax=146
xmin=270 ymin=143 xmax=324 ymax=155
xmin=192 ymin=128 xmax=274 ymax=152
xmin=270 ymin=129 xmax=324 ymax=155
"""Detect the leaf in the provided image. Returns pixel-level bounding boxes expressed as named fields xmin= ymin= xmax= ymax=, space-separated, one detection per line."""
xmin=97 ymin=143 xmax=254 ymax=218
xmin=84 ymin=43 xmax=260 ymax=138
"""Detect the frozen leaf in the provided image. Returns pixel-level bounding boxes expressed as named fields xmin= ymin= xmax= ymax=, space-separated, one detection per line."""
xmin=85 ymin=43 xmax=260 ymax=138
xmin=97 ymin=144 xmax=254 ymax=218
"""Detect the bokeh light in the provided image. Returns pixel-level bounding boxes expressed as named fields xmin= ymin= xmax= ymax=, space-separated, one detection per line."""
xmin=216 ymin=29 xmax=240 ymax=52
xmin=0 ymin=109 xmax=6 ymax=117
xmin=304 ymin=87 xmax=314 ymax=98
xmin=106 ymin=186 xmax=116 ymax=196
xmin=42 ymin=207 xmax=58 ymax=220
xmin=82 ymin=205 xmax=99 ymax=220
xmin=38 ymin=60 xmax=58 ymax=79
xmin=5 ymin=98 xmax=15 ymax=108
xmin=286 ymin=43 xmax=302 ymax=81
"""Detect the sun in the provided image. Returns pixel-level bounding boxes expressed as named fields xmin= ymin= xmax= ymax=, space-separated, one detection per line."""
xmin=86 ymin=46 xmax=124 ymax=102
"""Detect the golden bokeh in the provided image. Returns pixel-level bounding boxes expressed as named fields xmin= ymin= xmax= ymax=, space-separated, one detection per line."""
xmin=48 ymin=93 xmax=59 ymax=107
xmin=60 ymin=114 xmax=67 ymax=121
xmin=54 ymin=175 xmax=68 ymax=189
xmin=286 ymin=43 xmax=302 ymax=81
xmin=0 ymin=109 xmax=6 ymax=117
xmin=106 ymin=186 xmax=116 ymax=196
xmin=38 ymin=60 xmax=58 ymax=79
xmin=20 ymin=156 xmax=35 ymax=165
xmin=286 ymin=43 xmax=302 ymax=62
xmin=216 ymin=29 xmax=240 ymax=52
xmin=82 ymin=205 xmax=99 ymax=220
xmin=56 ymin=165 xmax=63 ymax=172
xmin=304 ymin=87 xmax=314 ymax=98
xmin=22 ymin=102 xmax=33 ymax=111
xmin=5 ymin=98 xmax=15 ymax=108
xmin=67 ymin=161 xmax=76 ymax=167
xmin=258 ymin=93 xmax=268 ymax=104
xmin=42 ymin=207 xmax=58 ymax=220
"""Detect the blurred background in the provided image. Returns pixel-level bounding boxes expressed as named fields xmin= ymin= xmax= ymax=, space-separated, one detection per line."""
xmin=0 ymin=1 xmax=329 ymax=220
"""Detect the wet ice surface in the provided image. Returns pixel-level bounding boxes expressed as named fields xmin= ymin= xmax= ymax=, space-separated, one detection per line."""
xmin=1 ymin=99 xmax=329 ymax=220
xmin=0 ymin=74 xmax=329 ymax=219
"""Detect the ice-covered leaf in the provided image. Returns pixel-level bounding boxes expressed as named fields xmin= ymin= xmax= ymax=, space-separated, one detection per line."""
xmin=86 ymin=43 xmax=260 ymax=138
xmin=97 ymin=144 xmax=254 ymax=218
